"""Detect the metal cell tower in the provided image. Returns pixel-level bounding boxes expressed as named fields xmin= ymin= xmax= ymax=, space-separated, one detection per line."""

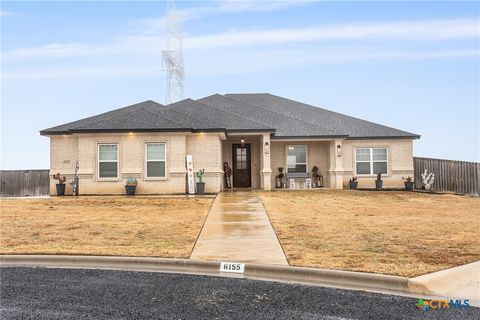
xmin=162 ymin=0 xmax=184 ymax=104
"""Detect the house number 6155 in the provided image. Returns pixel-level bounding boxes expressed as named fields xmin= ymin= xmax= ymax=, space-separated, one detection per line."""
xmin=220 ymin=262 xmax=245 ymax=274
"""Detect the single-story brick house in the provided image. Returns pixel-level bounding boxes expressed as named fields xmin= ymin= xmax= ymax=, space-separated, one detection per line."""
xmin=40 ymin=93 xmax=420 ymax=195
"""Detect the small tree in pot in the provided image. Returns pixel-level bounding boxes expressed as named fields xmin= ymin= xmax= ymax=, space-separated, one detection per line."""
xmin=53 ymin=173 xmax=66 ymax=196
xmin=349 ymin=176 xmax=358 ymax=189
xmin=125 ymin=177 xmax=137 ymax=196
xmin=196 ymin=169 xmax=205 ymax=195
xmin=375 ymin=173 xmax=383 ymax=191
xmin=275 ymin=167 xmax=284 ymax=188
xmin=402 ymin=176 xmax=414 ymax=191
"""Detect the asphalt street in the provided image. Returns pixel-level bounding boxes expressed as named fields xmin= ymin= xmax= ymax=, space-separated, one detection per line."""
xmin=1 ymin=267 xmax=478 ymax=319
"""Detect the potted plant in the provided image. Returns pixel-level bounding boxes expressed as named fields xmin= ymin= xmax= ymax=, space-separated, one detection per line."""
xmin=196 ymin=169 xmax=205 ymax=195
xmin=275 ymin=167 xmax=284 ymax=188
xmin=311 ymin=166 xmax=319 ymax=187
xmin=349 ymin=176 xmax=358 ymax=189
xmin=53 ymin=173 xmax=66 ymax=196
xmin=375 ymin=173 xmax=383 ymax=191
xmin=125 ymin=177 xmax=137 ymax=196
xmin=402 ymin=176 xmax=415 ymax=191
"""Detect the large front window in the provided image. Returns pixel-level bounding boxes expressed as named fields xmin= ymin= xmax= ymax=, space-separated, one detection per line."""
xmin=355 ymin=147 xmax=388 ymax=175
xmin=286 ymin=145 xmax=307 ymax=174
xmin=98 ymin=144 xmax=118 ymax=178
xmin=146 ymin=143 xmax=166 ymax=178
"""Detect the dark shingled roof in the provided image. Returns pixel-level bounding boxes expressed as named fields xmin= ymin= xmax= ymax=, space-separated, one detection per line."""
xmin=40 ymin=94 xmax=420 ymax=139
xmin=225 ymin=93 xmax=419 ymax=139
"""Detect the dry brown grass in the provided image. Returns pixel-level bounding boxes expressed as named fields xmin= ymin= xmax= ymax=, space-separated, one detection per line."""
xmin=0 ymin=196 xmax=213 ymax=258
xmin=260 ymin=190 xmax=480 ymax=277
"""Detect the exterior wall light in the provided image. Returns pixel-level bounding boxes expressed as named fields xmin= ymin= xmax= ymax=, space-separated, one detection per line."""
xmin=264 ymin=141 xmax=270 ymax=154
xmin=337 ymin=144 xmax=342 ymax=157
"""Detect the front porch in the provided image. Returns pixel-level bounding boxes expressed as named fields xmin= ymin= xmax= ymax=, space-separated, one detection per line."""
xmin=221 ymin=132 xmax=345 ymax=191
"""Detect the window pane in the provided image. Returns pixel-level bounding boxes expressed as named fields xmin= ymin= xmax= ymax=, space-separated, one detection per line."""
xmin=99 ymin=162 xmax=118 ymax=178
xmin=287 ymin=146 xmax=306 ymax=163
xmin=373 ymin=162 xmax=387 ymax=174
xmin=356 ymin=148 xmax=370 ymax=161
xmin=147 ymin=161 xmax=165 ymax=177
xmin=99 ymin=145 xmax=117 ymax=161
xmin=289 ymin=164 xmax=307 ymax=173
xmin=356 ymin=162 xmax=371 ymax=175
xmin=147 ymin=144 xmax=165 ymax=160
xmin=373 ymin=148 xmax=387 ymax=161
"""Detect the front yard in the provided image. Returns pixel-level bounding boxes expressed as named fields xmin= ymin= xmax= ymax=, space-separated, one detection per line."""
xmin=260 ymin=190 xmax=480 ymax=277
xmin=1 ymin=196 xmax=212 ymax=258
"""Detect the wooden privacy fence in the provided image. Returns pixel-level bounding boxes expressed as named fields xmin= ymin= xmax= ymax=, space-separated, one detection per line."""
xmin=0 ymin=170 xmax=50 ymax=197
xmin=414 ymin=157 xmax=480 ymax=196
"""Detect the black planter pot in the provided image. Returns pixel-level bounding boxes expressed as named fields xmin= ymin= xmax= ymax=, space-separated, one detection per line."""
xmin=275 ymin=177 xmax=283 ymax=188
xmin=349 ymin=181 xmax=358 ymax=189
xmin=404 ymin=181 xmax=414 ymax=191
xmin=125 ymin=185 xmax=136 ymax=196
xmin=56 ymin=183 xmax=66 ymax=196
xmin=196 ymin=182 xmax=205 ymax=195
xmin=375 ymin=180 xmax=383 ymax=191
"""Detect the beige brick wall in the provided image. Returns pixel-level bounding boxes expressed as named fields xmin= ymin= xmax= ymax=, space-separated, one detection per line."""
xmin=49 ymin=132 xmax=224 ymax=195
xmin=270 ymin=141 xmax=330 ymax=188
xmin=48 ymin=133 xmax=415 ymax=194
xmin=341 ymin=139 xmax=414 ymax=188
xmin=186 ymin=133 xmax=224 ymax=193
xmin=270 ymin=139 xmax=414 ymax=189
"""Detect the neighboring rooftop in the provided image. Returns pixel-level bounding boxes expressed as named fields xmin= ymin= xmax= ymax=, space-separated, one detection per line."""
xmin=40 ymin=93 xmax=420 ymax=139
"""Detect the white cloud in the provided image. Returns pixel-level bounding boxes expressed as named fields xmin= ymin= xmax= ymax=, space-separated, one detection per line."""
xmin=2 ymin=16 xmax=479 ymax=80
xmin=217 ymin=1 xmax=312 ymax=13
xmin=0 ymin=10 xmax=18 ymax=17
xmin=184 ymin=19 xmax=480 ymax=48
xmin=137 ymin=0 xmax=312 ymax=35
xmin=4 ymin=48 xmax=478 ymax=80
xmin=2 ymin=43 xmax=91 ymax=60
xmin=4 ymin=19 xmax=478 ymax=62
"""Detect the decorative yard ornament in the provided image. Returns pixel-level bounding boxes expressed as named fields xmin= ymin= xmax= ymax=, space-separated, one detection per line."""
xmin=421 ymin=169 xmax=435 ymax=191
xmin=196 ymin=169 xmax=205 ymax=183
xmin=71 ymin=160 xmax=80 ymax=196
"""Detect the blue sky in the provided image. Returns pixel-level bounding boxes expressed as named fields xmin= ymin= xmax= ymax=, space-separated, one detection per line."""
xmin=1 ymin=1 xmax=479 ymax=169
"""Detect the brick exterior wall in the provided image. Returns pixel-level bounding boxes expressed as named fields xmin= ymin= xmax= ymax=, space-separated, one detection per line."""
xmin=49 ymin=132 xmax=224 ymax=195
xmin=270 ymin=139 xmax=414 ymax=189
xmin=48 ymin=132 xmax=415 ymax=194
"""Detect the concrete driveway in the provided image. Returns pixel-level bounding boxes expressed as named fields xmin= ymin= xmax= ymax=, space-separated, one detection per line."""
xmin=191 ymin=192 xmax=288 ymax=265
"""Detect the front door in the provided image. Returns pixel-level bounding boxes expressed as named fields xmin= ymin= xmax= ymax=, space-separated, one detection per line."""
xmin=232 ymin=144 xmax=251 ymax=187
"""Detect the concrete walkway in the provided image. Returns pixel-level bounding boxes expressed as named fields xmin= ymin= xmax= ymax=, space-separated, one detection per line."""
xmin=409 ymin=261 xmax=480 ymax=306
xmin=191 ymin=192 xmax=288 ymax=265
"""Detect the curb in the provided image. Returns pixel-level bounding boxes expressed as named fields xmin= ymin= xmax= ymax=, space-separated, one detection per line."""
xmin=0 ymin=255 xmax=409 ymax=295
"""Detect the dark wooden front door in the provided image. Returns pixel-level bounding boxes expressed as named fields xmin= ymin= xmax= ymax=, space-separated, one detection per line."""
xmin=232 ymin=144 xmax=251 ymax=187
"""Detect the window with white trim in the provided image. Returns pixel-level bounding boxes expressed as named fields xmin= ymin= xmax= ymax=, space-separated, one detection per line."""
xmin=355 ymin=147 xmax=388 ymax=175
xmin=98 ymin=144 xmax=118 ymax=178
xmin=146 ymin=143 xmax=166 ymax=178
xmin=286 ymin=145 xmax=307 ymax=173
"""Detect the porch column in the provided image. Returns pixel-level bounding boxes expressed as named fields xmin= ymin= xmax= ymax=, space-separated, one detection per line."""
xmin=261 ymin=133 xmax=272 ymax=191
xmin=328 ymin=140 xmax=344 ymax=189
